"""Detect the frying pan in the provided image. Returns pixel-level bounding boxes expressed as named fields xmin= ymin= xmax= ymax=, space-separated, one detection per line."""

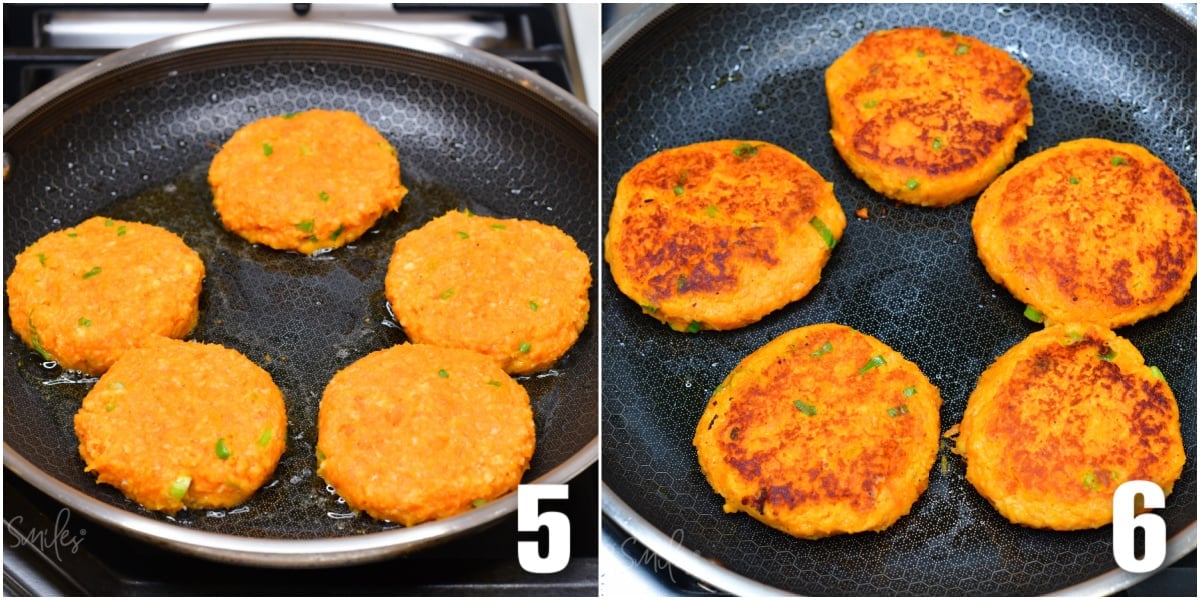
xmin=3 ymin=21 xmax=598 ymax=567
xmin=601 ymin=3 xmax=1196 ymax=595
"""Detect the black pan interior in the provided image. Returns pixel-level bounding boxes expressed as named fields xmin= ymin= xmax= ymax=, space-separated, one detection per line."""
xmin=4 ymin=37 xmax=598 ymax=541
xmin=602 ymin=4 xmax=1195 ymax=596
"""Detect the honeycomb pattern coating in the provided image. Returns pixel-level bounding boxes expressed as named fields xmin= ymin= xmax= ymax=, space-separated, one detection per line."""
xmin=602 ymin=4 xmax=1195 ymax=595
xmin=4 ymin=40 xmax=597 ymax=541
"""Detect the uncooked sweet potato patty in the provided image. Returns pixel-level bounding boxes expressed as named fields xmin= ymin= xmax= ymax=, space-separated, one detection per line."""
xmin=973 ymin=138 xmax=1196 ymax=328
xmin=316 ymin=343 xmax=535 ymax=526
xmin=826 ymin=27 xmax=1033 ymax=206
xmin=694 ymin=323 xmax=942 ymax=539
xmin=208 ymin=109 xmax=407 ymax=254
xmin=6 ymin=216 xmax=204 ymax=375
xmin=384 ymin=210 xmax=591 ymax=375
xmin=605 ymin=140 xmax=845 ymax=332
xmin=955 ymin=323 xmax=1185 ymax=530
xmin=74 ymin=337 xmax=288 ymax=514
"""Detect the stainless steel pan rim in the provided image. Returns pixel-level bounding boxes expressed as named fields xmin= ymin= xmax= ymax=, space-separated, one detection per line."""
xmin=3 ymin=19 xmax=597 ymax=568
xmin=600 ymin=3 xmax=1195 ymax=596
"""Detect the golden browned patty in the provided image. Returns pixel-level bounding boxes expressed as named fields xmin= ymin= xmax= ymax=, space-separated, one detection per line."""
xmin=316 ymin=343 xmax=535 ymax=526
xmin=384 ymin=210 xmax=591 ymax=375
xmin=605 ymin=140 xmax=845 ymax=332
xmin=826 ymin=27 xmax=1033 ymax=206
xmin=694 ymin=323 xmax=942 ymax=539
xmin=955 ymin=323 xmax=1185 ymax=530
xmin=973 ymin=138 xmax=1196 ymax=328
xmin=208 ymin=109 xmax=408 ymax=254
xmin=5 ymin=216 xmax=204 ymax=375
xmin=74 ymin=337 xmax=288 ymax=514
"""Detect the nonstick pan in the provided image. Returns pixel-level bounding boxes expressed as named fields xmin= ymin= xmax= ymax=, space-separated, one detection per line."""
xmin=601 ymin=3 xmax=1196 ymax=595
xmin=3 ymin=21 xmax=597 ymax=567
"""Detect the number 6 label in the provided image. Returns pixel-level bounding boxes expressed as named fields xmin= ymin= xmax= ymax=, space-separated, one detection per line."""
xmin=1112 ymin=480 xmax=1166 ymax=573
xmin=517 ymin=484 xmax=570 ymax=574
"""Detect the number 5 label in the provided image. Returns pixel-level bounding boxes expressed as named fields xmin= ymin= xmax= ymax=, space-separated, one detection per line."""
xmin=1112 ymin=480 xmax=1166 ymax=573
xmin=517 ymin=484 xmax=570 ymax=574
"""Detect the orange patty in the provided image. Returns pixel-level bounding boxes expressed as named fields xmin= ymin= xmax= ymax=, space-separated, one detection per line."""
xmin=826 ymin=27 xmax=1033 ymax=206
xmin=973 ymin=138 xmax=1196 ymax=328
xmin=74 ymin=337 xmax=288 ymax=514
xmin=209 ymin=109 xmax=408 ymax=254
xmin=6 ymin=216 xmax=204 ymax=375
xmin=605 ymin=140 xmax=845 ymax=332
xmin=316 ymin=343 xmax=535 ymax=526
xmin=955 ymin=323 xmax=1185 ymax=530
xmin=694 ymin=323 xmax=942 ymax=539
xmin=385 ymin=210 xmax=591 ymax=375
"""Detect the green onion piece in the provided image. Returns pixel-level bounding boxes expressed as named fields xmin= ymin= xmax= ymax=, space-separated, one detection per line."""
xmin=809 ymin=216 xmax=837 ymax=249
xmin=82 ymin=266 xmax=101 ymax=279
xmin=858 ymin=355 xmax=887 ymax=374
xmin=283 ymin=112 xmax=298 ymax=119
xmin=105 ymin=218 xmax=114 ymax=227
xmin=673 ymin=185 xmax=684 ymax=196
xmin=641 ymin=304 xmax=659 ymax=314
xmin=903 ymin=386 xmax=917 ymax=398
xmin=471 ymin=499 xmax=488 ymax=508
xmin=464 ymin=208 xmax=474 ymax=217
xmin=1065 ymin=331 xmax=1084 ymax=344
xmin=793 ymin=400 xmax=817 ymax=416
xmin=1069 ymin=176 xmax=1080 ymax=185
xmin=1098 ymin=347 xmax=1117 ymax=361
xmin=67 ymin=233 xmax=78 ymax=238
xmin=932 ymin=137 xmax=944 ymax=151
xmin=316 ymin=448 xmax=326 ymax=463
xmin=168 ymin=475 xmax=192 ymax=501
xmin=1082 ymin=471 xmax=1099 ymax=491
xmin=887 ymin=404 xmax=909 ymax=418
xmin=1023 ymin=305 xmax=1044 ymax=323
xmin=491 ymin=224 xmax=506 ymax=230
xmin=1111 ymin=156 xmax=1127 ymax=166
xmin=487 ymin=380 xmax=502 ymax=387
xmin=676 ymin=275 xmax=687 ymax=291
xmin=955 ymin=44 xmax=969 ymax=55
xmin=905 ymin=177 xmax=920 ymax=190
xmin=438 ymin=369 xmax=450 ymax=378
xmin=518 ymin=342 xmax=531 ymax=353
xmin=257 ymin=428 xmax=272 ymax=447
xmin=262 ymin=142 xmax=274 ymax=156
xmin=37 ymin=253 xmax=47 ymax=265
xmin=686 ymin=321 xmax=703 ymax=333
xmin=457 ymin=231 xmax=469 ymax=239
xmin=28 ymin=318 xmax=52 ymax=361
xmin=215 ymin=438 xmax=232 ymax=460
xmin=1149 ymin=366 xmax=1165 ymax=382
xmin=78 ymin=317 xmax=92 ymax=327
xmin=529 ymin=301 xmax=539 ymax=311
xmin=916 ymin=49 xmax=926 ymax=58
xmin=705 ymin=205 xmax=719 ymax=217
xmin=300 ymin=145 xmax=312 ymax=155
xmin=329 ymin=224 xmax=344 ymax=241
xmin=105 ymin=401 xmax=116 ymax=412
xmin=863 ymin=99 xmax=878 ymax=109
xmin=732 ymin=143 xmax=761 ymax=159
xmin=319 ymin=191 xmax=330 ymax=202
xmin=295 ymin=220 xmax=314 ymax=233
xmin=117 ymin=225 xmax=127 ymax=236
xmin=810 ymin=342 xmax=833 ymax=357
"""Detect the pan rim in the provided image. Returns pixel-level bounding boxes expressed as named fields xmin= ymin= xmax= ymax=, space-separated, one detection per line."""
xmin=2 ymin=20 xmax=598 ymax=567
xmin=599 ymin=2 xmax=1196 ymax=596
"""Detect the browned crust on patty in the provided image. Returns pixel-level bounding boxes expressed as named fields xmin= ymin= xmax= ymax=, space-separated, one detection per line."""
xmin=826 ymin=27 xmax=1033 ymax=206
xmin=605 ymin=140 xmax=845 ymax=331
xmin=973 ymin=138 xmax=1197 ymax=328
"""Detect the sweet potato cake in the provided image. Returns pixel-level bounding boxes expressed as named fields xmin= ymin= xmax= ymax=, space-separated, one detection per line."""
xmin=316 ymin=343 xmax=535 ymax=526
xmin=955 ymin=323 xmax=1185 ymax=530
xmin=384 ymin=210 xmax=591 ymax=375
xmin=606 ymin=140 xmax=845 ymax=332
xmin=74 ymin=337 xmax=288 ymax=514
xmin=694 ymin=323 xmax=942 ymax=539
xmin=208 ymin=109 xmax=408 ymax=254
xmin=6 ymin=216 xmax=204 ymax=375
xmin=826 ymin=27 xmax=1033 ymax=206
xmin=973 ymin=138 xmax=1196 ymax=328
